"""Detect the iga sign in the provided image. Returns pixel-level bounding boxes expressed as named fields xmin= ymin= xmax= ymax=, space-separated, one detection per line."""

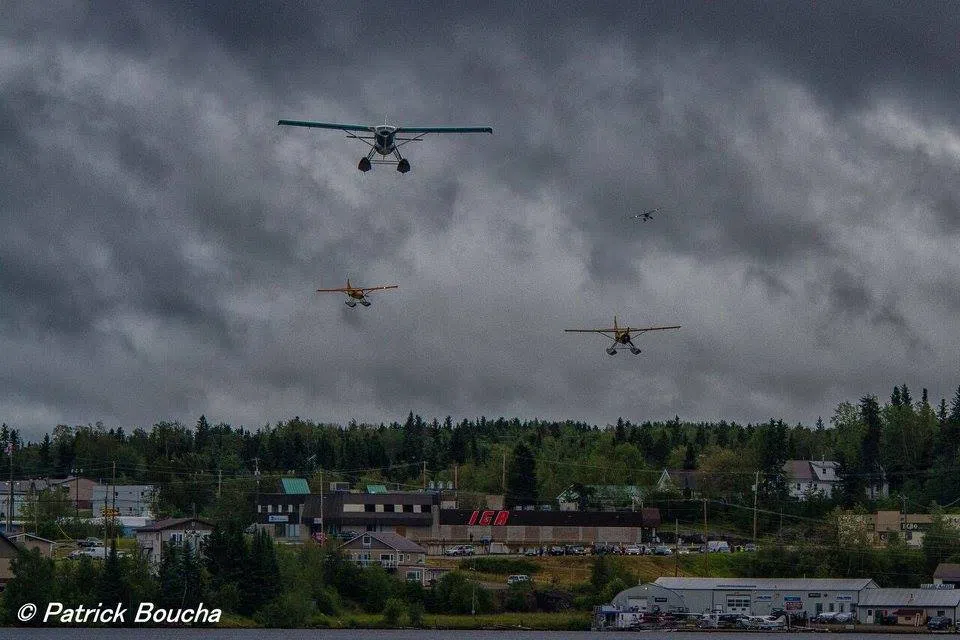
xmin=467 ymin=510 xmax=511 ymax=526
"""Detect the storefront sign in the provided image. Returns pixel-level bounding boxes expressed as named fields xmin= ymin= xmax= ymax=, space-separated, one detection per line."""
xmin=267 ymin=515 xmax=289 ymax=523
xmin=467 ymin=510 xmax=511 ymax=526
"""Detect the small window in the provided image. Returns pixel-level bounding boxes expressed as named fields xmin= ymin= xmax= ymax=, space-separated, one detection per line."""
xmin=364 ymin=504 xmax=375 ymax=512
xmin=867 ymin=610 xmax=872 ymax=616
xmin=937 ymin=610 xmax=945 ymax=616
xmin=380 ymin=553 xmax=392 ymax=561
xmin=288 ymin=504 xmax=294 ymax=513
xmin=267 ymin=504 xmax=273 ymax=513
xmin=829 ymin=603 xmax=834 ymax=612
xmin=362 ymin=535 xmax=371 ymax=546
xmin=384 ymin=504 xmax=395 ymax=512
xmin=403 ymin=504 xmax=414 ymax=513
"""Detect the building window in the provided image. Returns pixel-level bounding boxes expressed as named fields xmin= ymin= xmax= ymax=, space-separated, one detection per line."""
xmin=867 ymin=610 xmax=872 ymax=616
xmin=406 ymin=570 xmax=422 ymax=582
xmin=838 ymin=604 xmax=844 ymax=613
xmin=267 ymin=504 xmax=273 ymax=513
xmin=380 ymin=554 xmax=392 ymax=562
xmin=828 ymin=603 xmax=834 ymax=612
xmin=362 ymin=535 xmax=371 ymax=547
xmin=288 ymin=504 xmax=294 ymax=513
xmin=364 ymin=504 xmax=375 ymax=512
xmin=403 ymin=504 xmax=414 ymax=513
xmin=937 ymin=610 xmax=945 ymax=616
xmin=257 ymin=505 xmax=262 ymax=513
xmin=384 ymin=504 xmax=395 ymax=512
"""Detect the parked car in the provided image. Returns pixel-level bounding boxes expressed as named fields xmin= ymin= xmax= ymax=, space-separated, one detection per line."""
xmin=549 ymin=546 xmax=565 ymax=556
xmin=77 ymin=537 xmax=103 ymax=548
xmin=524 ymin=548 xmax=539 ymax=556
xmin=744 ymin=543 xmax=758 ymax=552
xmin=69 ymin=546 xmax=109 ymax=559
xmin=567 ymin=545 xmax=587 ymax=556
xmin=444 ymin=545 xmax=466 ymax=556
xmin=834 ymin=612 xmax=854 ymax=624
xmin=814 ymin=612 xmax=839 ymax=623
xmin=624 ymin=544 xmax=642 ymax=555
xmin=507 ymin=574 xmax=531 ymax=585
xmin=653 ymin=545 xmax=673 ymax=556
xmin=878 ymin=613 xmax=898 ymax=625
xmin=928 ymin=616 xmax=952 ymax=630
xmin=706 ymin=540 xmax=731 ymax=553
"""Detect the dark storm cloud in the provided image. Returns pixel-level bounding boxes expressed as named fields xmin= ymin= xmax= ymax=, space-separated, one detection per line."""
xmin=3 ymin=1 xmax=960 ymax=438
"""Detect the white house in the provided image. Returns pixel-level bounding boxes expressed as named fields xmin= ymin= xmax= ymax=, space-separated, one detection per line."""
xmin=784 ymin=460 xmax=840 ymax=500
xmin=135 ymin=517 xmax=214 ymax=567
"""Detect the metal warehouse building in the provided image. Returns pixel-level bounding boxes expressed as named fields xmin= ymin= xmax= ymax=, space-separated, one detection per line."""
xmin=856 ymin=588 xmax=960 ymax=625
xmin=644 ymin=577 xmax=880 ymax=618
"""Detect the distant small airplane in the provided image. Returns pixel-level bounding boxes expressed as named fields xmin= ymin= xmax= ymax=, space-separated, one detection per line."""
xmin=277 ymin=118 xmax=493 ymax=173
xmin=630 ymin=208 xmax=659 ymax=222
xmin=316 ymin=279 xmax=398 ymax=307
xmin=565 ymin=316 xmax=680 ymax=355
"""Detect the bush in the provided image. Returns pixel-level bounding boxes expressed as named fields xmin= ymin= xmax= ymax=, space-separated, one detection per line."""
xmin=431 ymin=571 xmax=494 ymax=614
xmin=458 ymin=557 xmax=539 ymax=574
xmin=504 ymin=583 xmax=537 ymax=612
xmin=382 ymin=597 xmax=406 ymax=626
xmin=255 ymin=591 xmax=316 ymax=628
xmin=408 ymin=601 xmax=424 ymax=627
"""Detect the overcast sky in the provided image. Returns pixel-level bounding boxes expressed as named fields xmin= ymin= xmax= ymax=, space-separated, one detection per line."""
xmin=3 ymin=2 xmax=959 ymax=440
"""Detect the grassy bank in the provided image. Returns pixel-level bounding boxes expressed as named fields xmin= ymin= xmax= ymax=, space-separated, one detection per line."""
xmin=307 ymin=611 xmax=591 ymax=630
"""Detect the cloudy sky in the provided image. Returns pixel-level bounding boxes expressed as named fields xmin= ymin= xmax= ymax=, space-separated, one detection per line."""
xmin=3 ymin=2 xmax=959 ymax=439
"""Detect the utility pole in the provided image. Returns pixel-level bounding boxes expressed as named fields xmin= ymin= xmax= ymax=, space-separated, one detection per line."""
xmin=254 ymin=457 xmax=261 ymax=524
xmin=702 ymin=498 xmax=708 ymax=545
xmin=753 ymin=470 xmax=759 ymax=543
xmin=319 ymin=467 xmax=324 ymax=542
xmin=674 ymin=518 xmax=679 ymax=577
xmin=422 ymin=460 xmax=426 ymax=490
xmin=454 ymin=463 xmax=458 ymax=490
xmin=217 ymin=469 xmax=222 ymax=499
xmin=111 ymin=460 xmax=116 ymax=543
xmin=501 ymin=450 xmax=506 ymax=494
xmin=6 ymin=442 xmax=14 ymax=535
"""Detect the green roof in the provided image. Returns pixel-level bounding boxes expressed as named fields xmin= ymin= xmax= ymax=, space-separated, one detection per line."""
xmin=366 ymin=484 xmax=388 ymax=494
xmin=280 ymin=478 xmax=311 ymax=494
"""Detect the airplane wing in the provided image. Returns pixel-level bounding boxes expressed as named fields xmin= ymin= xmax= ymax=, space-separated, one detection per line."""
xmin=316 ymin=287 xmax=351 ymax=293
xmin=627 ymin=325 xmax=681 ymax=333
xmin=564 ymin=329 xmax=617 ymax=335
xmin=359 ymin=285 xmax=399 ymax=293
xmin=395 ymin=126 xmax=493 ymax=134
xmin=278 ymin=120 xmax=372 ymax=132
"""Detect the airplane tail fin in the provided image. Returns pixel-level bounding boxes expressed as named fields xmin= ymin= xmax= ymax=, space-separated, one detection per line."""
xmin=614 ymin=315 xmax=618 ymax=331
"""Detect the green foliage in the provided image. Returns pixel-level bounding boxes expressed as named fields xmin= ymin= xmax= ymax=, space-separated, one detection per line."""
xmin=1 ymin=548 xmax=55 ymax=625
xmin=256 ymin=591 xmax=316 ymax=628
xmin=361 ymin=564 xmax=396 ymax=613
xmin=459 ymin=557 xmax=539 ymax=575
xmin=431 ymin=571 xmax=493 ymax=614
xmin=504 ymin=582 xmax=537 ymax=612
xmin=408 ymin=601 xmax=425 ymax=627
xmin=381 ymin=597 xmax=406 ymax=625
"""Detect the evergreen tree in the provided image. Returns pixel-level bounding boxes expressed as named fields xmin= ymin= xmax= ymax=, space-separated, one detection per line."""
xmin=506 ymin=442 xmax=538 ymax=507
xmin=97 ymin=542 xmax=127 ymax=610
xmin=860 ymin=395 xmax=883 ymax=494
xmin=242 ymin=529 xmax=281 ymax=615
xmin=2 ymin=548 xmax=56 ymax=624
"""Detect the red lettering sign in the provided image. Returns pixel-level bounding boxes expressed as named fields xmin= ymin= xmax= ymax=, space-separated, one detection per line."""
xmin=466 ymin=510 xmax=511 ymax=526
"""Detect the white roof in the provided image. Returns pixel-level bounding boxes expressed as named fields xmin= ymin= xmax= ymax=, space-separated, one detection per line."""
xmin=858 ymin=588 xmax=960 ymax=607
xmin=654 ymin=577 xmax=878 ymax=591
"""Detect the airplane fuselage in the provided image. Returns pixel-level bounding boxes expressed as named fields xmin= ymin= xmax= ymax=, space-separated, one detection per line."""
xmin=615 ymin=330 xmax=632 ymax=344
xmin=373 ymin=126 xmax=397 ymax=156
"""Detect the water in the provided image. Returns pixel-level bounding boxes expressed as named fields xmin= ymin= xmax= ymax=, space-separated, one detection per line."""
xmin=3 ymin=631 xmax=936 ymax=640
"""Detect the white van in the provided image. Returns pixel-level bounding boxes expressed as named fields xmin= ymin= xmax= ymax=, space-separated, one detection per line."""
xmin=706 ymin=540 xmax=731 ymax=553
xmin=507 ymin=574 xmax=531 ymax=585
